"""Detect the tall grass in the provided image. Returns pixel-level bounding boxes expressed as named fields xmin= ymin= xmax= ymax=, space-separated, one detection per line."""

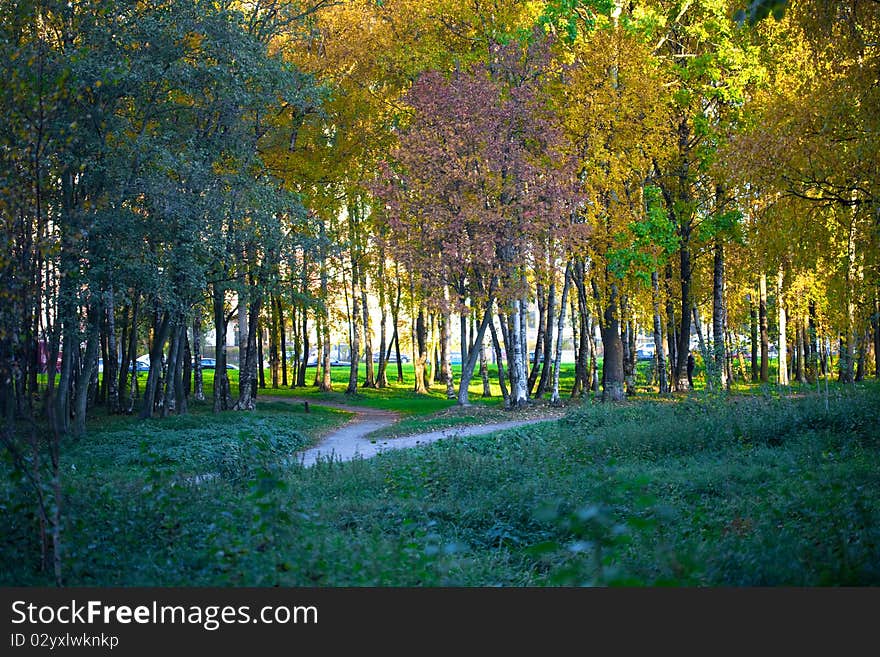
xmin=3 ymin=384 xmax=877 ymax=586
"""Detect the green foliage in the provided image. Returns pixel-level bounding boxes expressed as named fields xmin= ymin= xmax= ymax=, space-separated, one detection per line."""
xmin=606 ymin=185 xmax=679 ymax=284
xmin=537 ymin=0 xmax=615 ymax=43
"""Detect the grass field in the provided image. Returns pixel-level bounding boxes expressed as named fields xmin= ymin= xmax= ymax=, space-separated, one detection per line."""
xmin=3 ymin=379 xmax=878 ymax=586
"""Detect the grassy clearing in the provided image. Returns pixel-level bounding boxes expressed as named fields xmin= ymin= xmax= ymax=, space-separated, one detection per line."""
xmin=4 ymin=382 xmax=878 ymax=586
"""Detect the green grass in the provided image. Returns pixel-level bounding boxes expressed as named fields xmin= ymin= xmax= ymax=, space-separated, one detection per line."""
xmin=4 ymin=381 xmax=878 ymax=586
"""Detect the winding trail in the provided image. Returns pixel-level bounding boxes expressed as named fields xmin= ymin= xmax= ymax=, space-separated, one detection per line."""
xmin=263 ymin=396 xmax=563 ymax=467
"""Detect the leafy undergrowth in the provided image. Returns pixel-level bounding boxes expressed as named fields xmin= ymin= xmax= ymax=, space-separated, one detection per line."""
xmin=3 ymin=384 xmax=879 ymax=586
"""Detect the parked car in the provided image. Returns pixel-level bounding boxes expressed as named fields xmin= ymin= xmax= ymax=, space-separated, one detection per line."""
xmin=372 ymin=352 xmax=410 ymax=363
xmin=198 ymin=357 xmax=238 ymax=370
xmin=98 ymin=358 xmax=150 ymax=372
xmin=98 ymin=358 xmax=150 ymax=373
xmin=636 ymin=344 xmax=656 ymax=361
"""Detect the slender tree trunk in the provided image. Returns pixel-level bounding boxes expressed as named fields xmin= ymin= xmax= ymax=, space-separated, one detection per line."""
xmin=651 ymin=271 xmax=669 ymax=394
xmin=278 ymin=297 xmax=288 ymax=387
xmin=479 ymin=337 xmax=491 ymax=397
xmin=141 ymin=311 xmax=171 ymax=419
xmin=674 ymin=241 xmax=693 ymax=391
xmin=807 ymin=299 xmax=818 ymax=382
xmin=118 ymin=299 xmax=133 ymax=412
xmin=509 ymin=298 xmax=529 ymax=406
xmin=182 ymin=328 xmax=191 ymax=405
xmin=750 ymin=293 xmax=759 ymax=382
xmin=377 ymin=258 xmax=389 ymax=388
xmin=457 ymin=299 xmax=496 ymax=407
xmin=391 ymin=265 xmax=404 ymax=383
xmin=777 ymin=267 xmax=788 ymax=386
xmin=192 ymin=314 xmax=204 ymax=401
xmin=362 ymin=282 xmax=375 ymax=388
xmin=235 ymin=297 xmax=262 ymax=410
xmin=441 ymin=302 xmax=454 ymax=398
xmin=873 ymin=294 xmax=880 ymax=380
xmin=535 ymin=280 xmax=555 ymax=398
xmin=759 ymin=274 xmax=769 ymax=383
xmin=270 ymin=296 xmax=280 ymax=388
xmin=692 ymin=304 xmax=711 ymax=390
xmin=105 ymin=288 xmax=119 ymax=413
xmin=712 ymin=241 xmax=728 ymax=390
xmin=298 ymin=301 xmax=309 ymax=388
xmin=72 ymin=303 xmax=101 ymax=436
xmin=346 ymin=250 xmax=361 ymax=394
xmin=428 ymin=314 xmax=438 ymax=388
xmin=551 ymin=264 xmax=572 ymax=405
xmin=414 ymin=307 xmax=428 ymax=394
xmin=621 ymin=295 xmax=635 ymax=396
xmin=572 ymin=261 xmax=590 ymax=396
xmin=212 ymin=286 xmax=231 ymax=413
xmin=665 ymin=264 xmax=678 ymax=382
xmin=527 ymin=283 xmax=547 ymax=395
xmin=459 ymin=288 xmax=469 ymax=369
xmin=489 ymin=318 xmax=510 ymax=405
xmin=162 ymin=318 xmax=181 ymax=417
xmin=256 ymin=321 xmax=265 ymax=390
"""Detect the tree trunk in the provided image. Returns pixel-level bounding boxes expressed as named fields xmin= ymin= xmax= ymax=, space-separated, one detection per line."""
xmin=750 ymin=293 xmax=759 ymax=382
xmin=777 ymin=267 xmax=789 ymax=386
xmin=441 ymin=303 xmax=454 ymax=398
xmin=874 ymin=294 xmax=880 ymax=380
xmin=651 ymin=271 xmax=669 ymax=395
xmin=414 ymin=307 xmax=428 ymax=394
xmin=362 ymin=282 xmax=375 ymax=388
xmin=527 ymin=282 xmax=547 ymax=395
xmin=278 ymin=297 xmax=288 ymax=387
xmin=692 ymin=304 xmax=711 ymax=390
xmin=674 ymin=242 xmax=693 ymax=391
xmin=73 ymin=303 xmax=101 ymax=436
xmin=298 ymin=301 xmax=310 ymax=388
xmin=257 ymin=318 xmax=265 ymax=390
xmin=807 ymin=299 xmax=818 ymax=382
xmin=489 ymin=318 xmax=510 ymax=405
xmin=457 ymin=299 xmax=496 ymax=406
xmin=591 ymin=274 xmax=624 ymax=402
xmin=105 ymin=288 xmax=119 ymax=413
xmin=759 ymin=273 xmax=769 ymax=383
xmin=427 ymin=314 xmax=438 ymax=388
xmin=459 ymin=288 xmax=469 ymax=369
xmin=141 ymin=311 xmax=171 ymax=419
xmin=235 ymin=297 xmax=261 ymax=410
xmin=621 ymin=296 xmax=635 ymax=396
xmin=377 ymin=261 xmax=389 ymax=388
xmin=269 ymin=296 xmax=280 ymax=388
xmin=550 ymin=264 xmax=572 ymax=405
xmin=346 ymin=261 xmax=360 ymax=395
xmin=509 ymin=298 xmax=529 ymax=406
xmin=712 ymin=241 xmax=728 ymax=390
xmin=479 ymin=337 xmax=491 ymax=397
xmin=162 ymin=318 xmax=182 ymax=417
xmin=182 ymin=328 xmax=191 ymax=407
xmin=535 ymin=280 xmax=555 ymax=398
xmin=572 ymin=260 xmax=590 ymax=397
xmin=599 ymin=286 xmax=625 ymax=402
xmin=192 ymin=314 xmax=204 ymax=401
xmin=796 ymin=319 xmax=806 ymax=384
xmin=212 ymin=286 xmax=231 ymax=413
xmin=665 ymin=264 xmax=678 ymax=381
